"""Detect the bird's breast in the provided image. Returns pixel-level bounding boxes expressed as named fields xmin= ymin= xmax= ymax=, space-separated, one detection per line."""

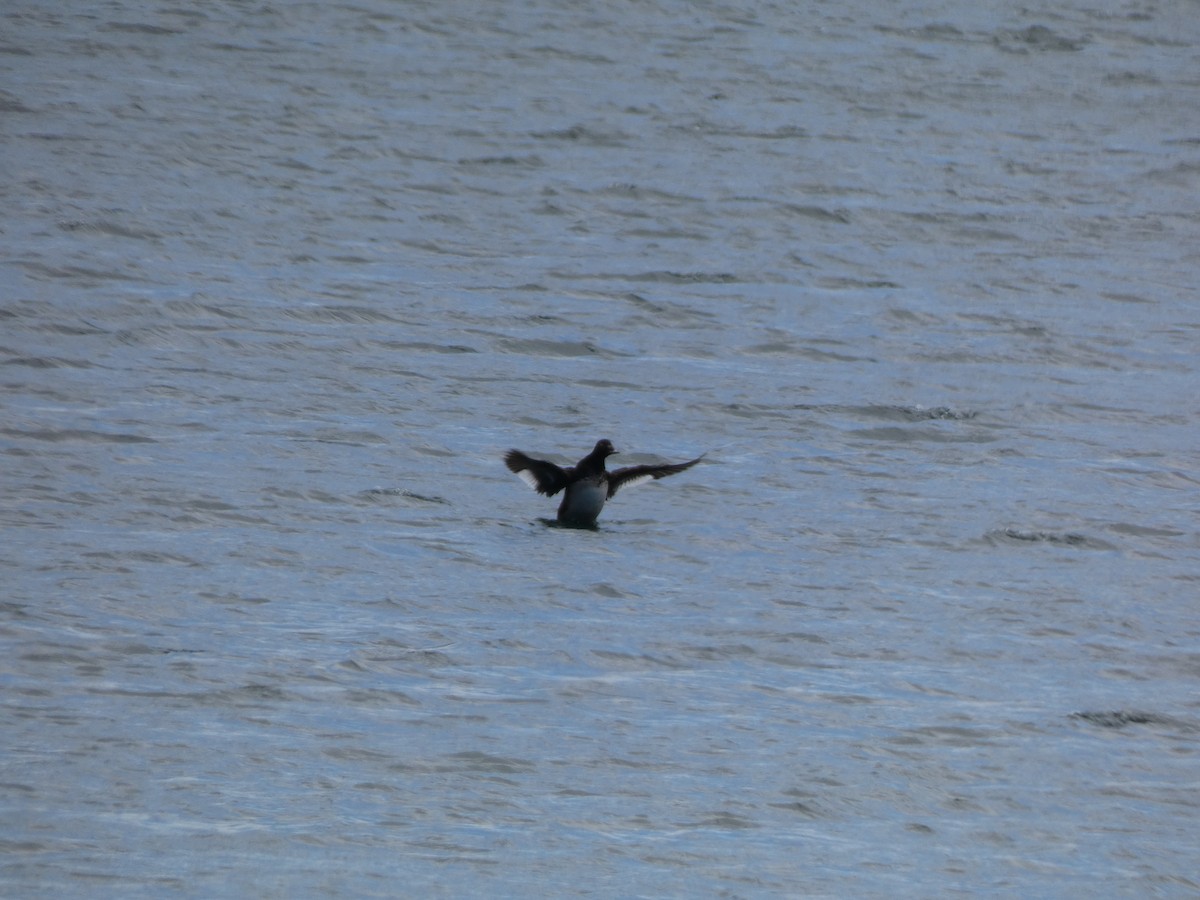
xmin=559 ymin=478 xmax=607 ymax=525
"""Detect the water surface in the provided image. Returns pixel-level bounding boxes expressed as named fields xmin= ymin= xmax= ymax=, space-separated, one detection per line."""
xmin=3 ymin=0 xmax=1198 ymax=896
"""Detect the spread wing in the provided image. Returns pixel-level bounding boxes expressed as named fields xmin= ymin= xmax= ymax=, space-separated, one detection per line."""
xmin=505 ymin=450 xmax=571 ymax=497
xmin=607 ymin=455 xmax=702 ymax=499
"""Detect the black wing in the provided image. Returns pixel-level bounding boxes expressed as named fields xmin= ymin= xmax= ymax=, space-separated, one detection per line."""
xmin=607 ymin=455 xmax=702 ymax=499
xmin=505 ymin=450 xmax=571 ymax=497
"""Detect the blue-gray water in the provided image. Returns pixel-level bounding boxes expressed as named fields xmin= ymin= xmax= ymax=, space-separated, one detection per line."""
xmin=3 ymin=0 xmax=1198 ymax=896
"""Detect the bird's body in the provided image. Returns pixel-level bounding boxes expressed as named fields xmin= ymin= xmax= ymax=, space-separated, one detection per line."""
xmin=504 ymin=438 xmax=702 ymax=527
xmin=557 ymin=477 xmax=608 ymax=526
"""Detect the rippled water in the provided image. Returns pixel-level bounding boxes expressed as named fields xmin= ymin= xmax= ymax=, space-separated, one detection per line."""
xmin=3 ymin=0 xmax=1198 ymax=896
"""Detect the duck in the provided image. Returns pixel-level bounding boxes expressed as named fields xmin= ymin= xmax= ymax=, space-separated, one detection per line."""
xmin=504 ymin=438 xmax=702 ymax=527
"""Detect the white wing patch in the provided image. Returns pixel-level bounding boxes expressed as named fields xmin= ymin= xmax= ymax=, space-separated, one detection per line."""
xmin=515 ymin=469 xmax=542 ymax=491
xmin=612 ymin=472 xmax=655 ymax=493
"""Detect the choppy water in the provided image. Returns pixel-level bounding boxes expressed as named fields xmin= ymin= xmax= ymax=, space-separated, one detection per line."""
xmin=3 ymin=0 xmax=1199 ymax=896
